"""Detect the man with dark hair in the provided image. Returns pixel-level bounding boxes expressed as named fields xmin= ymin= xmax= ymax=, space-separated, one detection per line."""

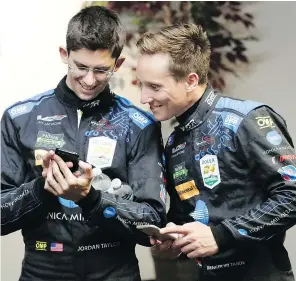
xmin=1 ymin=6 xmax=166 ymax=281
xmin=136 ymin=23 xmax=296 ymax=281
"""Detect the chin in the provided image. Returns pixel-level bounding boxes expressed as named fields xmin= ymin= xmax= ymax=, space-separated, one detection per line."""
xmin=79 ymin=93 xmax=97 ymax=101
xmin=153 ymin=113 xmax=170 ymax=122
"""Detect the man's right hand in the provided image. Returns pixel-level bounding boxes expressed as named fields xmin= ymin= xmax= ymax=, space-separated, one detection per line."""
xmin=150 ymin=222 xmax=182 ymax=260
xmin=42 ymin=150 xmax=75 ymax=178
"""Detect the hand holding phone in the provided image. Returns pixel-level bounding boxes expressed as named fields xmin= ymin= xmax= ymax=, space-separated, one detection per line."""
xmin=136 ymin=225 xmax=177 ymax=242
xmin=55 ymin=148 xmax=79 ymax=172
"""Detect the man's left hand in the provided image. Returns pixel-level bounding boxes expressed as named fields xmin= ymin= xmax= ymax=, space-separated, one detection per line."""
xmin=160 ymin=221 xmax=219 ymax=259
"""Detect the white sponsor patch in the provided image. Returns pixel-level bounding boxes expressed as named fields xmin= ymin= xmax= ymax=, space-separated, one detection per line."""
xmin=87 ymin=136 xmax=117 ymax=168
xmin=200 ymin=155 xmax=221 ymax=189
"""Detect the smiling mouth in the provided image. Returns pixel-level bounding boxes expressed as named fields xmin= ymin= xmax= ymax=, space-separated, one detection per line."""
xmin=79 ymin=82 xmax=97 ymax=92
xmin=150 ymin=105 xmax=162 ymax=110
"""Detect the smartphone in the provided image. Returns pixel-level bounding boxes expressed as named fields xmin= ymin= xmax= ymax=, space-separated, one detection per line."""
xmin=136 ymin=225 xmax=176 ymax=242
xmin=55 ymin=148 xmax=79 ymax=172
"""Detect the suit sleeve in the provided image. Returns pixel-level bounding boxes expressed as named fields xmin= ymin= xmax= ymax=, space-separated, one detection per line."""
xmin=77 ymin=122 xmax=167 ymax=246
xmin=1 ymin=110 xmax=56 ymax=235
xmin=212 ymin=106 xmax=296 ymax=248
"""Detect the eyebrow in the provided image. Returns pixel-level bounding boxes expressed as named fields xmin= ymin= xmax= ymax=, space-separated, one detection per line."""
xmin=146 ymin=81 xmax=162 ymax=87
xmin=73 ymin=60 xmax=111 ymax=70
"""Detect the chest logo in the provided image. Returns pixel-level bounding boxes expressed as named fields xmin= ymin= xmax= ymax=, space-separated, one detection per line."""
xmin=200 ymin=155 xmax=221 ymax=189
xmin=175 ymin=180 xmax=199 ymax=201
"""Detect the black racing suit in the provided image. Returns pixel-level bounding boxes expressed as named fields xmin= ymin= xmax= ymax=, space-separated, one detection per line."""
xmin=1 ymin=77 xmax=167 ymax=281
xmin=165 ymin=85 xmax=296 ymax=281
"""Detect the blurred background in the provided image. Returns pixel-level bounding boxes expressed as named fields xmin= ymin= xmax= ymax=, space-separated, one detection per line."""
xmin=1 ymin=1 xmax=296 ymax=280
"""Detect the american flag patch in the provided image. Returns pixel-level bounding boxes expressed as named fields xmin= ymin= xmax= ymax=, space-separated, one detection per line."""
xmin=50 ymin=242 xmax=63 ymax=252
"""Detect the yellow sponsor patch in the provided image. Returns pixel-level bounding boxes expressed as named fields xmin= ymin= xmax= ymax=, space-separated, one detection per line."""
xmin=34 ymin=149 xmax=48 ymax=166
xmin=35 ymin=241 xmax=47 ymax=251
xmin=175 ymin=180 xmax=199 ymax=200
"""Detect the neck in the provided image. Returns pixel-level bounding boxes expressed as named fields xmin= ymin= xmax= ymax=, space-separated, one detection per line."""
xmin=176 ymin=84 xmax=207 ymax=117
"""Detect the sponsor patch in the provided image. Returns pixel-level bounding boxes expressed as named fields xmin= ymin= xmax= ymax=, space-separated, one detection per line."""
xmin=35 ymin=131 xmax=65 ymax=149
xmin=256 ymin=116 xmax=275 ymax=130
xmin=34 ymin=149 xmax=48 ymax=166
xmin=129 ymin=108 xmax=152 ymax=129
xmin=37 ymin=115 xmax=67 ymax=122
xmin=266 ymin=130 xmax=282 ymax=146
xmin=223 ymin=112 xmax=243 ymax=133
xmin=172 ymin=142 xmax=186 ymax=154
xmin=8 ymin=90 xmax=54 ymax=119
xmin=238 ymin=229 xmax=248 ymax=236
xmin=167 ymin=134 xmax=174 ymax=146
xmin=264 ymin=145 xmax=292 ymax=155
xmin=104 ymin=207 xmax=116 ymax=218
xmin=277 ymin=165 xmax=296 ymax=181
xmin=189 ymin=200 xmax=209 ymax=225
xmin=205 ymin=91 xmax=217 ymax=106
xmin=175 ymin=180 xmax=199 ymax=200
xmin=273 ymin=154 xmax=296 ymax=164
xmin=173 ymin=162 xmax=188 ymax=184
xmin=58 ymin=197 xmax=79 ymax=208
xmin=87 ymin=136 xmax=117 ymax=168
xmin=36 ymin=241 xmax=47 ymax=251
xmin=200 ymin=155 xmax=221 ymax=189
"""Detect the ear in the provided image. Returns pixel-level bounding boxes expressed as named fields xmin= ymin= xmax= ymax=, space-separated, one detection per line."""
xmin=59 ymin=46 xmax=68 ymax=64
xmin=113 ymin=56 xmax=126 ymax=72
xmin=185 ymin=73 xmax=199 ymax=92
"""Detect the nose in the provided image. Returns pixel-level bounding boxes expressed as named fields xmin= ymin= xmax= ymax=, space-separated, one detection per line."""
xmin=82 ymin=70 xmax=96 ymax=86
xmin=140 ymin=88 xmax=153 ymax=105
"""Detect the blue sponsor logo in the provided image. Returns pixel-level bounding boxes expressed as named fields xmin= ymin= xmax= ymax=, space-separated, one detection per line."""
xmin=129 ymin=108 xmax=152 ymax=129
xmin=103 ymin=207 xmax=116 ymax=218
xmin=167 ymin=134 xmax=174 ymax=146
xmin=162 ymin=153 xmax=166 ymax=167
xmin=8 ymin=90 xmax=54 ymax=119
xmin=85 ymin=130 xmax=100 ymax=137
xmin=58 ymin=197 xmax=79 ymax=208
xmin=238 ymin=229 xmax=248 ymax=236
xmin=266 ymin=130 xmax=282 ymax=146
xmin=190 ymin=200 xmax=209 ymax=225
xmin=277 ymin=165 xmax=296 ymax=181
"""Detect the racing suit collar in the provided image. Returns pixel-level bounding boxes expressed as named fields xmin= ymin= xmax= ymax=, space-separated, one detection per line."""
xmin=175 ymin=84 xmax=219 ymax=132
xmin=55 ymin=76 xmax=114 ymax=113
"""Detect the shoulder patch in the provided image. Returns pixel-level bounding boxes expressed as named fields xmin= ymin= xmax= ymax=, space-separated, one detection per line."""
xmin=115 ymin=95 xmax=155 ymax=129
xmin=215 ymin=97 xmax=264 ymax=116
xmin=129 ymin=108 xmax=152 ymax=129
xmin=8 ymin=90 xmax=54 ymax=119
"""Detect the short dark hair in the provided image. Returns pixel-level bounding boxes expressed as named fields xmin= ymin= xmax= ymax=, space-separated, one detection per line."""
xmin=137 ymin=24 xmax=211 ymax=85
xmin=66 ymin=6 xmax=126 ymax=59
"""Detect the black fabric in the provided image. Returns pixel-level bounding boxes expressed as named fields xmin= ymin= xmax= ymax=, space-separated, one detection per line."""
xmin=1 ymin=77 xmax=167 ymax=281
xmin=165 ymin=85 xmax=296 ymax=280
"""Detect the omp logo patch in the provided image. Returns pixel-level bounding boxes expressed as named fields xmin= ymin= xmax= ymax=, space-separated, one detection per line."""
xmin=35 ymin=241 xmax=47 ymax=251
xmin=205 ymin=91 xmax=217 ymax=106
xmin=129 ymin=109 xmax=152 ymax=129
xmin=8 ymin=104 xmax=29 ymax=118
xmin=34 ymin=149 xmax=48 ymax=166
xmin=256 ymin=116 xmax=275 ymax=130
xmin=175 ymin=180 xmax=199 ymax=200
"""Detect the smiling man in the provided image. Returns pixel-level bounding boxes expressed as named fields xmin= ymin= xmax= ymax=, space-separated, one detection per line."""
xmin=1 ymin=6 xmax=167 ymax=281
xmin=136 ymin=24 xmax=296 ymax=281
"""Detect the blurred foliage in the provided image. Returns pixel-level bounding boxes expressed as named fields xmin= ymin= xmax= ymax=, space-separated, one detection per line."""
xmin=84 ymin=1 xmax=257 ymax=90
